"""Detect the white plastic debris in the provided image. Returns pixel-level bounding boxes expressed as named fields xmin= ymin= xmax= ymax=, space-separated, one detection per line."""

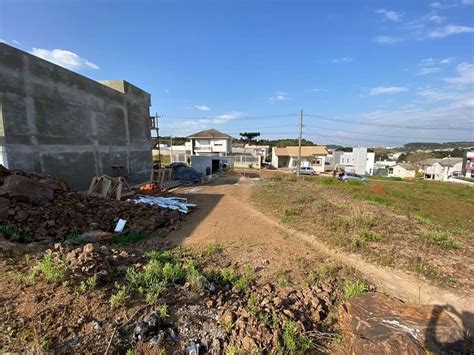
xmin=114 ymin=219 xmax=127 ymax=233
xmin=133 ymin=195 xmax=197 ymax=213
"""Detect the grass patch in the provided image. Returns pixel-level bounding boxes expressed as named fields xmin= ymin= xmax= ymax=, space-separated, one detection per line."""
xmin=112 ymin=231 xmax=149 ymax=245
xmin=202 ymin=243 xmax=223 ymax=257
xmin=110 ymin=284 xmax=129 ymax=308
xmin=35 ymin=251 xmax=67 ymax=284
xmin=426 ymin=232 xmax=461 ymax=249
xmin=0 ymin=224 xmax=26 ymax=242
xmin=343 ymin=280 xmax=367 ymax=300
xmin=281 ymin=320 xmax=312 ymax=353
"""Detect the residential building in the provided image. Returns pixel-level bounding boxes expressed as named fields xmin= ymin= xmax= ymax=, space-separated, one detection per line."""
xmin=422 ymin=157 xmax=463 ymax=181
xmin=388 ymin=163 xmax=416 ymax=179
xmin=373 ymin=160 xmax=397 ymax=176
xmin=330 ymin=147 xmax=375 ymax=175
xmin=187 ymin=129 xmax=232 ymax=156
xmin=462 ymin=151 xmax=474 ymax=178
xmin=271 ymin=146 xmax=328 ymax=173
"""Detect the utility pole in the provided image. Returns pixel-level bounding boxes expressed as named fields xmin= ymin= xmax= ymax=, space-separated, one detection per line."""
xmin=155 ymin=113 xmax=162 ymax=164
xmin=169 ymin=135 xmax=173 ymax=163
xmin=297 ymin=109 xmax=304 ymax=178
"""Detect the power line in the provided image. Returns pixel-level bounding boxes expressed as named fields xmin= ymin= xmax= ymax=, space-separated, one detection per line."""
xmin=305 ymin=113 xmax=468 ymax=131
xmin=304 ymin=124 xmax=472 ymax=141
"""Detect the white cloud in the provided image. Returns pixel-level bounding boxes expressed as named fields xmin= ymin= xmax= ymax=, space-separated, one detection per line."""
xmin=12 ymin=40 xmax=21 ymax=45
xmin=331 ymin=57 xmax=353 ymax=63
xmin=439 ymin=57 xmax=454 ymax=64
xmin=163 ymin=89 xmax=170 ymax=93
xmin=374 ymin=36 xmax=404 ymax=44
xmin=30 ymin=48 xmax=100 ymax=70
xmin=269 ymin=91 xmax=289 ymax=102
xmin=418 ymin=67 xmax=441 ymax=75
xmin=444 ymin=62 xmax=474 ymax=85
xmin=418 ymin=58 xmax=436 ymax=67
xmin=369 ymin=87 xmax=408 ymax=95
xmin=427 ymin=14 xmax=445 ymax=23
xmin=194 ymin=105 xmax=210 ymax=111
xmin=312 ymin=88 xmax=320 ymax=92
xmin=430 ymin=1 xmax=458 ymax=9
xmin=376 ymin=9 xmax=401 ymax=22
xmin=428 ymin=25 xmax=474 ymax=38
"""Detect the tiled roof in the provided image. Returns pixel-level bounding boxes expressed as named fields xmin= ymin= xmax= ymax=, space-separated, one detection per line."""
xmin=274 ymin=146 xmax=328 ymax=157
xmin=187 ymin=129 xmax=233 ymax=139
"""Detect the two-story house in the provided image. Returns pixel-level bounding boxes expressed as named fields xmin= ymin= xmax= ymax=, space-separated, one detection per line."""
xmin=187 ymin=129 xmax=233 ymax=156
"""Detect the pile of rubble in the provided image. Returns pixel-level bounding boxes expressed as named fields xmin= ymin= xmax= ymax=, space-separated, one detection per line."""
xmin=0 ymin=166 xmax=183 ymax=242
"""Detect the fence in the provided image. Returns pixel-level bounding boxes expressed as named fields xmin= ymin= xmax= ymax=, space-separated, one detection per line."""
xmin=232 ymin=154 xmax=261 ymax=168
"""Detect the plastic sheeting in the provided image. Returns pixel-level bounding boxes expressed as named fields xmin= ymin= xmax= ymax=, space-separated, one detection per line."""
xmin=134 ymin=195 xmax=197 ymax=213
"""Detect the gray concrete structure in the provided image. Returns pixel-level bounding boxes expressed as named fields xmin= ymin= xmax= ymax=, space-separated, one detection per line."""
xmin=0 ymin=43 xmax=152 ymax=189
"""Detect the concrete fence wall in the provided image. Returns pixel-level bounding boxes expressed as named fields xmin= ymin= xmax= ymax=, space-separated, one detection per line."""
xmin=0 ymin=44 xmax=152 ymax=190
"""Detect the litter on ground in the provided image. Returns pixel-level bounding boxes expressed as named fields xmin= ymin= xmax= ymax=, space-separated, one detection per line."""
xmin=133 ymin=195 xmax=197 ymax=213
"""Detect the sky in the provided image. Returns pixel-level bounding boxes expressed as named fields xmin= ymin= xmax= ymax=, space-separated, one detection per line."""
xmin=0 ymin=0 xmax=473 ymax=147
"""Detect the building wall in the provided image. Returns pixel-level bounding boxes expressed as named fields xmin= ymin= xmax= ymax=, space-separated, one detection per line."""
xmin=0 ymin=43 xmax=152 ymax=190
xmin=191 ymin=138 xmax=231 ymax=156
xmin=390 ymin=165 xmax=416 ymax=178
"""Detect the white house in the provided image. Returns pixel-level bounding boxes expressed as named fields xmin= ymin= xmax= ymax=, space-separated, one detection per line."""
xmin=422 ymin=157 xmax=463 ymax=181
xmin=187 ymin=129 xmax=233 ymax=156
xmin=331 ymin=147 xmax=375 ymax=175
xmin=388 ymin=163 xmax=417 ymax=179
xmin=271 ymin=146 xmax=328 ymax=173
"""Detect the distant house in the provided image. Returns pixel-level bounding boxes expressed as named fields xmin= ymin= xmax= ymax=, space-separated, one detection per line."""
xmin=422 ymin=157 xmax=463 ymax=181
xmin=271 ymin=146 xmax=328 ymax=173
xmin=187 ymin=129 xmax=233 ymax=156
xmin=462 ymin=151 xmax=474 ymax=178
xmin=330 ymin=147 xmax=375 ymax=175
xmin=388 ymin=163 xmax=417 ymax=179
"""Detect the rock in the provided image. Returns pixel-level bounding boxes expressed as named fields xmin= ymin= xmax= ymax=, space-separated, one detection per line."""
xmin=0 ymin=165 xmax=11 ymax=176
xmin=339 ymin=293 xmax=466 ymax=354
xmin=220 ymin=311 xmax=236 ymax=326
xmin=0 ymin=197 xmax=10 ymax=222
xmin=273 ymin=296 xmax=283 ymax=308
xmin=83 ymin=243 xmax=96 ymax=254
xmin=3 ymin=175 xmax=54 ymax=205
xmin=241 ymin=336 xmax=258 ymax=350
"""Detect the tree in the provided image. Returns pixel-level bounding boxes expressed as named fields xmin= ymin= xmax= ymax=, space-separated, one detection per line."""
xmin=239 ymin=132 xmax=260 ymax=143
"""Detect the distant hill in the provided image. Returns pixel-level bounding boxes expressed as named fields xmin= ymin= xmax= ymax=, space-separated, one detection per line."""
xmin=404 ymin=141 xmax=474 ymax=150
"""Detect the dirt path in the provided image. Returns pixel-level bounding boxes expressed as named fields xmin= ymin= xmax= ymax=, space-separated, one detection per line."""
xmin=166 ymin=178 xmax=474 ymax=316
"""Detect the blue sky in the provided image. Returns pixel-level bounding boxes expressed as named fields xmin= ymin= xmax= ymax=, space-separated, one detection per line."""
xmin=1 ymin=0 xmax=473 ymax=146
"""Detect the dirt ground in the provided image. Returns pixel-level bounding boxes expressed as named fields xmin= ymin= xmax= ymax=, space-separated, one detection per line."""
xmin=165 ymin=175 xmax=474 ymax=314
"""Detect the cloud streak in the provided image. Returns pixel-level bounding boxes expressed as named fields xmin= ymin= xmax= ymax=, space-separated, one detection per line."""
xmin=331 ymin=57 xmax=354 ymax=63
xmin=194 ymin=105 xmax=210 ymax=111
xmin=376 ymin=9 xmax=402 ymax=21
xmin=428 ymin=25 xmax=474 ymax=37
xmin=369 ymin=87 xmax=408 ymax=95
xmin=30 ymin=48 xmax=100 ymax=70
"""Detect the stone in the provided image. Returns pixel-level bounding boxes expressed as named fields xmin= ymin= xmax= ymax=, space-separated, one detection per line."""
xmin=0 ymin=197 xmax=10 ymax=222
xmin=241 ymin=336 xmax=257 ymax=350
xmin=3 ymin=175 xmax=54 ymax=205
xmin=83 ymin=243 xmax=96 ymax=254
xmin=339 ymin=293 xmax=466 ymax=354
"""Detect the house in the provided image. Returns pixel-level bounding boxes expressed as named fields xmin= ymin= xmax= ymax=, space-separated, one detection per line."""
xmin=230 ymin=144 xmax=269 ymax=168
xmin=373 ymin=160 xmax=397 ymax=176
xmin=330 ymin=147 xmax=375 ymax=175
xmin=187 ymin=129 xmax=233 ymax=156
xmin=422 ymin=158 xmax=463 ymax=181
xmin=271 ymin=146 xmax=328 ymax=173
xmin=388 ymin=163 xmax=417 ymax=179
xmin=462 ymin=151 xmax=474 ymax=178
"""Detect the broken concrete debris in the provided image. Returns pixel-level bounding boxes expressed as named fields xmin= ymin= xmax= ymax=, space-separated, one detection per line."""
xmin=0 ymin=166 xmax=185 ymax=242
xmin=134 ymin=196 xmax=197 ymax=213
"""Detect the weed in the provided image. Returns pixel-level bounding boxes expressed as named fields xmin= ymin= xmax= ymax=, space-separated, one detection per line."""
xmin=35 ymin=251 xmax=67 ymax=284
xmin=159 ymin=303 xmax=169 ymax=319
xmin=66 ymin=233 xmax=88 ymax=244
xmin=343 ymin=280 xmax=367 ymax=300
xmin=219 ymin=268 xmax=238 ymax=284
xmin=10 ymin=270 xmax=36 ymax=285
xmin=145 ymin=250 xmax=177 ymax=264
xmin=76 ymin=275 xmax=97 ymax=293
xmin=0 ymin=224 xmax=25 ymax=242
xmin=282 ymin=320 xmax=312 ymax=353
xmin=40 ymin=338 xmax=51 ymax=351
xmin=112 ymin=231 xmax=149 ymax=245
xmin=412 ymin=214 xmax=432 ymax=225
xmin=259 ymin=311 xmax=271 ymax=327
xmin=77 ymin=281 xmax=88 ymax=293
xmin=203 ymin=243 xmax=223 ymax=257
xmin=226 ymin=345 xmax=244 ymax=355
xmin=126 ymin=350 xmax=134 ymax=355
xmin=247 ymin=292 xmax=259 ymax=315
xmin=185 ymin=260 xmax=202 ymax=291
xmin=426 ymin=232 xmax=461 ymax=249
xmin=110 ymin=284 xmax=129 ymax=308
xmin=145 ymin=281 xmax=167 ymax=304
xmin=234 ymin=265 xmax=255 ymax=291
xmin=86 ymin=275 xmax=97 ymax=288
xmin=223 ymin=319 xmax=236 ymax=335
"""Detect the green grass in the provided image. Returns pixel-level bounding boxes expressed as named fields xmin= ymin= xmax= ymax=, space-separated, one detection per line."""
xmin=35 ymin=251 xmax=67 ymax=284
xmin=281 ymin=320 xmax=312 ymax=353
xmin=343 ymin=280 xmax=367 ymax=300
xmin=112 ymin=231 xmax=150 ymax=245
xmin=0 ymin=224 xmax=26 ymax=242
xmin=202 ymin=243 xmax=223 ymax=257
xmin=313 ymin=178 xmax=474 ymax=233
xmin=110 ymin=284 xmax=129 ymax=308
xmin=426 ymin=232 xmax=461 ymax=249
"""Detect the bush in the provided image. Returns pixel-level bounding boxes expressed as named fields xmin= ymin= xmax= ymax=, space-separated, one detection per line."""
xmin=35 ymin=251 xmax=67 ymax=284
xmin=343 ymin=280 xmax=367 ymax=300
xmin=282 ymin=320 xmax=312 ymax=353
xmin=110 ymin=284 xmax=129 ymax=308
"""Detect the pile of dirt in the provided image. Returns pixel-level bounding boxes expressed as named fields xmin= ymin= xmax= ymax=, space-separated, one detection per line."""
xmin=0 ymin=166 xmax=183 ymax=242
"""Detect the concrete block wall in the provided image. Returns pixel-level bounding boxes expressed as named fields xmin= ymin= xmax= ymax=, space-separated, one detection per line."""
xmin=0 ymin=43 xmax=152 ymax=190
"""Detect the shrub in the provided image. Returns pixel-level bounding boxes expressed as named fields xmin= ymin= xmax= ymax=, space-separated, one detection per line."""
xmin=343 ymin=280 xmax=367 ymax=300
xmin=0 ymin=224 xmax=25 ymax=242
xmin=203 ymin=243 xmax=223 ymax=257
xmin=36 ymin=251 xmax=67 ymax=284
xmin=282 ymin=320 xmax=312 ymax=353
xmin=110 ymin=285 xmax=129 ymax=308
xmin=234 ymin=265 xmax=255 ymax=291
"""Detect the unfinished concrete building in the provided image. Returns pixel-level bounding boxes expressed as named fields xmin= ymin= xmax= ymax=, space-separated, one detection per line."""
xmin=0 ymin=43 xmax=153 ymax=190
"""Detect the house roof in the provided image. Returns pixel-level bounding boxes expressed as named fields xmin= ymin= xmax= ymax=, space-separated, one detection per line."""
xmin=187 ymin=128 xmax=233 ymax=139
xmin=396 ymin=163 xmax=416 ymax=171
xmin=437 ymin=158 xmax=463 ymax=167
xmin=274 ymin=146 xmax=328 ymax=157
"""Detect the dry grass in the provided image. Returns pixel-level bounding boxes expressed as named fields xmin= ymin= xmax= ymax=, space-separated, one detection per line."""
xmin=252 ymin=176 xmax=473 ymax=289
